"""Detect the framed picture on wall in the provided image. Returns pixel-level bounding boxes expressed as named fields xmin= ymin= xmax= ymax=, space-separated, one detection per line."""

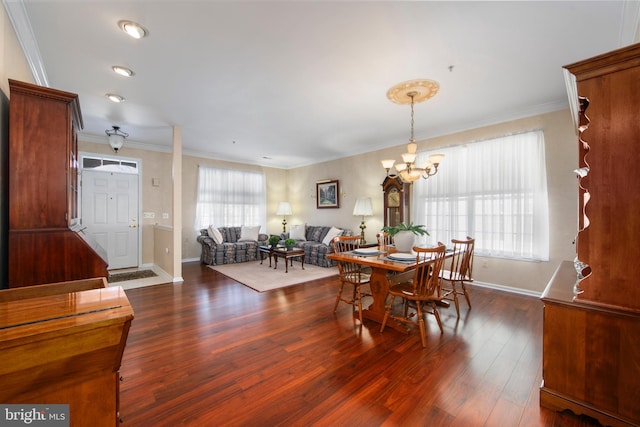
xmin=316 ymin=180 xmax=339 ymax=209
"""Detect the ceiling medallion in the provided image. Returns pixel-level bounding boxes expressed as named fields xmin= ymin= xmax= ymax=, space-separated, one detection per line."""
xmin=381 ymin=79 xmax=444 ymax=182
xmin=386 ymin=79 xmax=440 ymax=105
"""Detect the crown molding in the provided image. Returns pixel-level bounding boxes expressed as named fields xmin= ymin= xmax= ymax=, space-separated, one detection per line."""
xmin=3 ymin=0 xmax=48 ymax=86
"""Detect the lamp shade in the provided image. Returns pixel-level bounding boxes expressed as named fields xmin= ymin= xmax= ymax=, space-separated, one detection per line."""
xmin=276 ymin=202 xmax=292 ymax=216
xmin=108 ymin=134 xmax=125 ymax=151
xmin=353 ymin=197 xmax=373 ymax=216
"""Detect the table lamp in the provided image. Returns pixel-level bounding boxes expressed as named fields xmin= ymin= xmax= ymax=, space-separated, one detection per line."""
xmin=353 ymin=197 xmax=373 ymax=244
xmin=276 ymin=202 xmax=292 ymax=233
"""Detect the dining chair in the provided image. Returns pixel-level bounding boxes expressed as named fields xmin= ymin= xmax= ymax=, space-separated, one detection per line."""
xmin=332 ymin=235 xmax=371 ymax=324
xmin=380 ymin=243 xmax=447 ymax=347
xmin=440 ymin=236 xmax=475 ymax=317
xmin=376 ymin=231 xmax=392 ymax=249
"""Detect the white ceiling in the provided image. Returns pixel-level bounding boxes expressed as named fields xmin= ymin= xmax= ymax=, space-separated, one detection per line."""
xmin=6 ymin=1 xmax=639 ymax=168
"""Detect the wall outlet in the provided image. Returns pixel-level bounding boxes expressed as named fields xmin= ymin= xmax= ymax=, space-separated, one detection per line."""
xmin=162 ymin=213 xmax=169 ymax=219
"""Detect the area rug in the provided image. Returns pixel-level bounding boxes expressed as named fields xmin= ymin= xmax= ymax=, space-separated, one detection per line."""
xmin=208 ymin=261 xmax=338 ymax=292
xmin=108 ymin=269 xmax=158 ymax=283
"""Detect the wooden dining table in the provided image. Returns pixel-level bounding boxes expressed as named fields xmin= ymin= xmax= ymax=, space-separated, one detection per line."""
xmin=327 ymin=246 xmax=452 ymax=332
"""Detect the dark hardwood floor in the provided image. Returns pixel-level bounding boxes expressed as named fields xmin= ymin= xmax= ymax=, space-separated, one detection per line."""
xmin=118 ymin=261 xmax=601 ymax=426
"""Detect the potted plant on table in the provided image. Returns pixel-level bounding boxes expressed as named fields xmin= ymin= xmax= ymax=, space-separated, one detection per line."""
xmin=284 ymin=238 xmax=296 ymax=251
xmin=268 ymin=235 xmax=280 ymax=248
xmin=381 ymin=222 xmax=429 ymax=253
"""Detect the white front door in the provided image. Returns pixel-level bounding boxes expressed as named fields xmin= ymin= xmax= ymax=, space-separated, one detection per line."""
xmin=81 ymin=169 xmax=139 ymax=270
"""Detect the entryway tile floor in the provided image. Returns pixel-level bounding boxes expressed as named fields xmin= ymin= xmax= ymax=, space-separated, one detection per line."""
xmin=109 ymin=266 xmax=174 ymax=290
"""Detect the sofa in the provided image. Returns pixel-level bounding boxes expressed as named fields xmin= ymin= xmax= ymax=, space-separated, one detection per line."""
xmin=197 ymin=226 xmax=269 ymax=265
xmin=280 ymin=225 xmax=352 ymax=267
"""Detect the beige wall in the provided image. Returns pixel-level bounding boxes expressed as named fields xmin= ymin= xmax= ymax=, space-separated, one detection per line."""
xmin=153 ymin=225 xmax=174 ymax=276
xmin=0 ymin=6 xmax=33 ymax=93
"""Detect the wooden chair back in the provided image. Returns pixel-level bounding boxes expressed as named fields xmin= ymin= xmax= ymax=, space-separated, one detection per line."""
xmin=332 ymin=234 xmax=361 ymax=253
xmin=411 ymin=243 xmax=447 ymax=299
xmin=376 ymin=232 xmax=392 ymax=249
xmin=446 ymin=236 xmax=475 ymax=281
xmin=332 ymin=235 xmax=367 ymax=282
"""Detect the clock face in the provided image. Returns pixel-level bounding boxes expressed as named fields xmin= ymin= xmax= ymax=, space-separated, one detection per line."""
xmin=387 ymin=190 xmax=400 ymax=207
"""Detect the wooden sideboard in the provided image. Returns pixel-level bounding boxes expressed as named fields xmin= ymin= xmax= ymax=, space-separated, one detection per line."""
xmin=8 ymin=79 xmax=108 ymax=287
xmin=0 ymin=278 xmax=133 ymax=426
xmin=540 ymin=43 xmax=640 ymax=427
xmin=541 ymin=262 xmax=640 ymax=426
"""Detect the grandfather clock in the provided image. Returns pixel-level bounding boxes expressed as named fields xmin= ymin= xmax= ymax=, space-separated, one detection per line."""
xmin=382 ymin=176 xmax=410 ymax=228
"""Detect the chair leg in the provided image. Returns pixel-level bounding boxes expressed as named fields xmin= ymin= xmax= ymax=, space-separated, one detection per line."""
xmin=380 ymin=295 xmax=395 ymax=333
xmin=333 ymin=282 xmax=345 ymax=312
xmin=431 ymin=302 xmax=444 ymax=334
xmin=462 ymin=282 xmax=472 ymax=308
xmin=452 ymin=283 xmax=461 ymax=317
xmin=355 ymin=285 xmax=363 ymax=324
xmin=415 ymin=302 xmax=427 ymax=347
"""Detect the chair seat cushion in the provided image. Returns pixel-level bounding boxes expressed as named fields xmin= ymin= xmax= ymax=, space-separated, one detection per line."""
xmin=389 ymin=282 xmax=438 ymax=300
xmin=343 ymin=272 xmax=370 ymax=284
xmin=439 ymin=269 xmax=471 ymax=281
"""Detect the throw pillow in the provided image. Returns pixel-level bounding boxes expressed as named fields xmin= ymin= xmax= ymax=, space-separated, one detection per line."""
xmin=322 ymin=226 xmax=343 ymax=245
xmin=208 ymin=225 xmax=224 ymax=244
xmin=290 ymin=224 xmax=306 ymax=241
xmin=239 ymin=225 xmax=260 ymax=241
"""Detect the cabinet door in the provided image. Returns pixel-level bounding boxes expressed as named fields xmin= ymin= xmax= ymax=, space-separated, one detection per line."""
xmin=9 ymin=93 xmax=70 ymax=230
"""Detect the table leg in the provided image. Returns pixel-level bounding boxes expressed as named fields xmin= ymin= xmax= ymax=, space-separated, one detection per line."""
xmin=361 ymin=267 xmax=409 ymax=333
xmin=301 ymin=255 xmax=305 ymax=270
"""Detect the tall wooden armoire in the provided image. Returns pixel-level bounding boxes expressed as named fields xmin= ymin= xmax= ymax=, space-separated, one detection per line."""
xmin=540 ymin=44 xmax=640 ymax=427
xmin=8 ymin=79 xmax=107 ymax=287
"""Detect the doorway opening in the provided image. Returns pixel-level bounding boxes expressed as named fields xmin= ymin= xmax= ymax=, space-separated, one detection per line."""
xmin=79 ymin=153 xmax=141 ymax=271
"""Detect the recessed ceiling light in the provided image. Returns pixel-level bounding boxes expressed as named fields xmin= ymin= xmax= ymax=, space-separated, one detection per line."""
xmin=118 ymin=20 xmax=148 ymax=39
xmin=106 ymin=93 xmax=125 ymax=103
xmin=112 ymin=65 xmax=134 ymax=77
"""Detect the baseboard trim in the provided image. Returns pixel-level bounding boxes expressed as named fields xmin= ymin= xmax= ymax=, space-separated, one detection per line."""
xmin=471 ymin=280 xmax=541 ymax=298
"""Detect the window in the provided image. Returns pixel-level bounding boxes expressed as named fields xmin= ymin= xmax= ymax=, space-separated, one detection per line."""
xmin=195 ymin=166 xmax=266 ymax=230
xmin=414 ymin=130 xmax=549 ymax=261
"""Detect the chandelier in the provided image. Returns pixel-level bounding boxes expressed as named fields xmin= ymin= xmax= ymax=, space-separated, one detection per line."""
xmin=105 ymin=125 xmax=128 ymax=153
xmin=381 ymin=79 xmax=444 ymax=182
